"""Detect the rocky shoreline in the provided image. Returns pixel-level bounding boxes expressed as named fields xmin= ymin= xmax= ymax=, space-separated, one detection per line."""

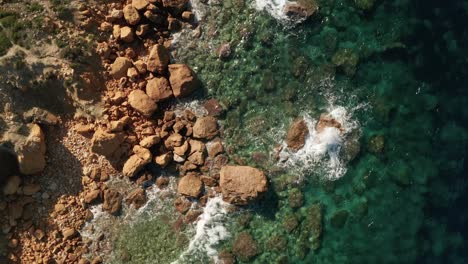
xmin=0 ymin=0 xmax=270 ymax=263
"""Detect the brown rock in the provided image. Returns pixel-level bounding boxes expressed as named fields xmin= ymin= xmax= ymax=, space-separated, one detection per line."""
xmin=283 ymin=0 xmax=318 ymax=21
xmin=193 ymin=116 xmax=218 ymax=139
xmin=16 ymin=124 xmax=46 ymax=175
xmin=286 ymin=118 xmax=309 ymax=151
xmin=232 ymin=232 xmax=259 ymax=262
xmin=146 ymin=77 xmax=173 ymax=102
xmin=62 ymin=227 xmax=78 ymax=240
xmin=120 ymin=26 xmax=134 ymax=43
xmin=23 ymin=107 xmax=59 ymax=126
xmin=122 ymin=146 xmax=152 ymax=177
xmin=22 ymin=184 xmax=41 ymax=195
xmin=207 ymin=141 xmax=223 ymax=157
xmin=217 ymin=43 xmax=232 ymax=59
xmin=113 ymin=24 xmax=121 ymax=39
xmin=133 ymin=60 xmax=147 ymax=74
xmin=3 ymin=175 xmax=21 ymax=195
xmin=147 ymin=44 xmax=170 ymax=74
xmin=189 ymin=139 xmax=205 ymax=154
xmin=164 ymin=133 xmax=183 ymax=149
xmin=187 ymin=151 xmax=205 ymax=166
xmin=219 ymin=166 xmax=268 ymax=205
xmin=168 ymin=64 xmax=199 ymax=98
xmin=154 ymin=152 xmax=173 ymax=167
xmin=174 ymin=196 xmax=191 ymax=213
xmin=181 ymin=11 xmax=194 ymax=21
xmin=125 ymin=188 xmax=147 ymax=209
xmin=110 ymin=57 xmax=132 ymax=79
xmin=139 ymin=135 xmax=161 ymax=148
xmin=128 ymin=90 xmax=157 ymax=117
xmin=136 ymin=24 xmax=150 ymax=37
xmin=103 ymin=189 xmax=122 ymax=215
xmin=156 ymin=177 xmax=169 ymax=188
xmin=203 ymin=99 xmax=224 ymax=116
xmin=90 ymin=129 xmax=125 ymax=158
xmin=123 ymin=5 xmax=141 ymax=25
xmin=132 ymin=0 xmax=149 ymax=10
xmin=178 ymin=174 xmax=203 ymax=197
xmin=162 ymin=0 xmax=189 ymax=11
xmin=173 ymin=140 xmax=189 ymax=156
xmin=74 ymin=123 xmax=94 ymax=134
xmin=315 ymin=114 xmax=342 ymax=133
xmin=84 ymin=189 xmax=100 ymax=204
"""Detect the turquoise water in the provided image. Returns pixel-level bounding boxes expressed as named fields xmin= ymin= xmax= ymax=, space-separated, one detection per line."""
xmin=110 ymin=0 xmax=468 ymax=263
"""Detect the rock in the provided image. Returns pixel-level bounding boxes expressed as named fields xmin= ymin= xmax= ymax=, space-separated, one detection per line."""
xmin=192 ymin=116 xmax=218 ymax=139
xmin=102 ymin=189 xmax=122 ymax=215
xmin=316 ymin=114 xmax=342 ymax=133
xmin=155 ymin=152 xmax=173 ymax=167
xmin=189 ymin=139 xmax=205 ymax=155
xmin=125 ymin=188 xmax=147 ymax=209
xmin=113 ymin=24 xmax=121 ymax=39
xmin=168 ymin=64 xmax=199 ymax=98
xmin=110 ymin=9 xmax=123 ymax=20
xmin=120 ymin=26 xmax=134 ymax=43
xmin=330 ymin=209 xmax=349 ymax=228
xmin=123 ymin=5 xmax=141 ymax=25
xmin=302 ymin=203 xmax=323 ymax=250
xmin=355 ymin=0 xmax=375 ymax=10
xmin=286 ymin=118 xmax=309 ymax=151
xmin=219 ymin=166 xmax=268 ymax=205
xmin=187 ymin=151 xmax=205 ymax=166
xmin=109 ymin=119 xmax=126 ymax=132
xmin=162 ymin=0 xmax=189 ymax=12
xmin=181 ymin=11 xmax=194 ymax=21
xmin=90 ymin=129 xmax=125 ymax=158
xmin=207 ymin=141 xmax=223 ymax=157
xmin=128 ymin=68 xmax=140 ymax=79
xmin=164 ymin=133 xmax=183 ymax=149
xmin=128 ymin=90 xmax=158 ymax=117
xmin=217 ymin=43 xmax=232 ymax=59
xmin=132 ymin=0 xmax=149 ymax=10
xmin=178 ymin=174 xmax=203 ymax=197
xmin=136 ymin=24 xmax=150 ymax=37
xmin=232 ymin=232 xmax=259 ymax=262
xmin=147 ymin=44 xmax=170 ymax=74
xmin=16 ymin=124 xmax=46 ymax=175
xmin=62 ymin=227 xmax=77 ymax=240
xmin=139 ymin=135 xmax=160 ymax=148
xmin=218 ymin=250 xmax=235 ymax=264
xmin=174 ymin=196 xmax=191 ymax=213
xmin=22 ymin=184 xmax=41 ymax=195
xmin=368 ymin=135 xmax=384 ymax=154
xmin=331 ymin=48 xmax=359 ymax=76
xmin=288 ymin=188 xmax=304 ymax=209
xmin=174 ymin=141 xmax=189 ymax=156
xmin=203 ymin=99 xmax=224 ymax=116
xmin=146 ymin=77 xmax=173 ymax=102
xmin=168 ymin=18 xmax=181 ymax=31
xmin=3 ymin=175 xmax=21 ymax=195
xmin=133 ymin=60 xmax=147 ymax=74
xmin=84 ymin=189 xmax=100 ymax=204
xmin=74 ymin=123 xmax=94 ymax=134
xmin=283 ymin=0 xmax=318 ymax=21
xmin=23 ymin=107 xmax=59 ymax=126
xmin=110 ymin=57 xmax=132 ymax=79
xmin=122 ymin=146 xmax=152 ymax=177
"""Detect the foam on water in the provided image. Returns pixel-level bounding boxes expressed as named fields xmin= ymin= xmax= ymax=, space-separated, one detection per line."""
xmin=174 ymin=196 xmax=230 ymax=263
xmin=278 ymin=106 xmax=359 ymax=180
xmin=253 ymin=0 xmax=289 ymax=21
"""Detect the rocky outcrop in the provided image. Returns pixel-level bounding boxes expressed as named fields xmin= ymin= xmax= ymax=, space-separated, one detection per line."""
xmin=147 ymin=44 xmax=170 ymax=74
xmin=177 ymin=173 xmax=203 ymax=198
xmin=315 ymin=114 xmax=342 ymax=133
xmin=193 ymin=116 xmax=218 ymax=140
xmin=90 ymin=129 xmax=125 ymax=158
xmin=16 ymin=124 xmax=47 ymax=175
xmin=286 ymin=118 xmax=309 ymax=151
xmin=219 ymin=166 xmax=267 ymax=205
xmin=168 ymin=64 xmax=199 ymax=98
xmin=128 ymin=90 xmax=158 ymax=117
xmin=146 ymin=77 xmax=173 ymax=102
xmin=102 ymin=189 xmax=122 ymax=215
xmin=125 ymin=188 xmax=147 ymax=209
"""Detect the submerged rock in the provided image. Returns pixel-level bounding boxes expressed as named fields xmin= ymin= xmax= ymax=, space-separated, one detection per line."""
xmin=102 ymin=189 xmax=122 ymax=215
xmin=286 ymin=118 xmax=309 ymax=151
xmin=368 ymin=135 xmax=385 ymax=154
xmin=330 ymin=209 xmax=349 ymax=228
xmin=283 ymin=0 xmax=318 ymax=21
xmin=219 ymin=165 xmax=268 ymax=205
xmin=232 ymin=232 xmax=259 ymax=262
xmin=316 ymin=114 xmax=342 ymax=133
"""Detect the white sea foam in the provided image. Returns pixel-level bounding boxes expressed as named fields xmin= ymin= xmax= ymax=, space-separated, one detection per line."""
xmin=174 ymin=196 xmax=230 ymax=264
xmin=254 ymin=0 xmax=289 ymax=21
xmin=278 ymin=106 xmax=359 ymax=180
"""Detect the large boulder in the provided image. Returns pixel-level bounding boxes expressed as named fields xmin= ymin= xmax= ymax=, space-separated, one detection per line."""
xmin=123 ymin=4 xmax=141 ymax=25
xmin=147 ymin=44 xmax=170 ymax=74
xmin=177 ymin=174 xmax=203 ymax=198
xmin=146 ymin=77 xmax=173 ymax=102
xmin=110 ymin=57 xmax=132 ymax=79
xmin=122 ymin=145 xmax=152 ymax=177
xmin=286 ymin=118 xmax=309 ymax=151
xmin=128 ymin=90 xmax=158 ymax=117
xmin=283 ymin=0 xmax=318 ymax=21
xmin=168 ymin=64 xmax=199 ymax=98
xmin=16 ymin=124 xmax=47 ymax=175
xmin=192 ymin=116 xmax=218 ymax=140
xmin=219 ymin=166 xmax=267 ymax=205
xmin=90 ymin=128 xmax=125 ymax=158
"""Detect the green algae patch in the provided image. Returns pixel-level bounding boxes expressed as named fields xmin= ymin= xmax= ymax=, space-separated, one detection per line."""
xmin=110 ymin=215 xmax=189 ymax=264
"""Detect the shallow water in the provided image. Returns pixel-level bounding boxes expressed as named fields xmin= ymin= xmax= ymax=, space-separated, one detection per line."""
xmin=109 ymin=0 xmax=468 ymax=263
